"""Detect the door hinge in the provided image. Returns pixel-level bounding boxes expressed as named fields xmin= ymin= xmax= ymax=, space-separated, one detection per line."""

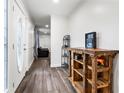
xmin=13 ymin=44 xmax=14 ymax=50
xmin=13 ymin=6 xmax=14 ymax=12
xmin=13 ymin=82 xmax=14 ymax=88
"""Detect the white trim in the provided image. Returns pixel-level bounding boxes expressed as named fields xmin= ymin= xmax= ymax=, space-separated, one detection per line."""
xmin=14 ymin=0 xmax=34 ymax=25
xmin=4 ymin=89 xmax=8 ymax=93
xmin=27 ymin=59 xmax=34 ymax=71
xmin=14 ymin=0 xmax=25 ymax=16
xmin=0 ymin=0 xmax=4 ymax=92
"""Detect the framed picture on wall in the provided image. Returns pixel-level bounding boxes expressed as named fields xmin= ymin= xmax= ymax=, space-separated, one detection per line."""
xmin=85 ymin=32 xmax=96 ymax=49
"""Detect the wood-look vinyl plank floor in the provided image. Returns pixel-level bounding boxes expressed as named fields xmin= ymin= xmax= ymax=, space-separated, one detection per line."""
xmin=15 ymin=58 xmax=76 ymax=93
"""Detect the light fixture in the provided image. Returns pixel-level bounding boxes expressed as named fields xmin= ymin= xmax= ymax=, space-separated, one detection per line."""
xmin=53 ymin=0 xmax=59 ymax=4
xmin=45 ymin=25 xmax=49 ymax=28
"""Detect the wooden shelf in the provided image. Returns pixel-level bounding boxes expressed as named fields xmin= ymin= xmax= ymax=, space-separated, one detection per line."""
xmin=68 ymin=48 xmax=119 ymax=93
xmin=97 ymin=79 xmax=109 ymax=89
xmin=87 ymin=78 xmax=109 ymax=89
xmin=74 ymin=51 xmax=83 ymax=54
xmin=87 ymin=65 xmax=92 ymax=70
xmin=87 ymin=78 xmax=92 ymax=85
xmin=97 ymin=66 xmax=110 ymax=72
xmin=73 ymin=68 xmax=84 ymax=77
xmin=87 ymin=65 xmax=110 ymax=72
xmin=68 ymin=77 xmax=84 ymax=93
xmin=74 ymin=81 xmax=83 ymax=93
xmin=74 ymin=59 xmax=84 ymax=65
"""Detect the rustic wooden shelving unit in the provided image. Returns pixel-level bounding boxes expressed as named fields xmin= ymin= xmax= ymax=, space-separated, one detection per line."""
xmin=67 ymin=48 xmax=119 ymax=93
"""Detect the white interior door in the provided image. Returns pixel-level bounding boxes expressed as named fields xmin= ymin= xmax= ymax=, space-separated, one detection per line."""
xmin=23 ymin=18 xmax=28 ymax=71
xmin=13 ymin=1 xmax=27 ymax=73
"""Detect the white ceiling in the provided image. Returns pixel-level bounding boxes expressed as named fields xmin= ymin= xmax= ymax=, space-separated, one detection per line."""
xmin=22 ymin=0 xmax=83 ymax=27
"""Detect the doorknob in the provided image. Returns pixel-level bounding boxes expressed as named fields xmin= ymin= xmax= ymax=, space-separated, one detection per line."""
xmin=24 ymin=48 xmax=26 ymax=51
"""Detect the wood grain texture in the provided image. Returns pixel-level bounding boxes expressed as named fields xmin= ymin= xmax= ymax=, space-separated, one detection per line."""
xmin=68 ymin=48 xmax=119 ymax=93
xmin=15 ymin=58 xmax=76 ymax=93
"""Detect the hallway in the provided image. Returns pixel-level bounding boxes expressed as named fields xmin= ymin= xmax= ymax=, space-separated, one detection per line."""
xmin=15 ymin=58 xmax=76 ymax=93
xmin=0 ymin=0 xmax=119 ymax=93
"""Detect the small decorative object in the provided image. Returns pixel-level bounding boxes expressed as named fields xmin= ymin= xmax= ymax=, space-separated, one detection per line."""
xmin=97 ymin=59 xmax=104 ymax=66
xmin=85 ymin=32 xmax=96 ymax=48
xmin=64 ymin=53 xmax=68 ymax=57
xmin=97 ymin=56 xmax=105 ymax=67
xmin=63 ymin=35 xmax=70 ymax=47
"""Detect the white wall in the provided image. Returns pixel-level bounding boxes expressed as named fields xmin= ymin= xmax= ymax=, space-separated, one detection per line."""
xmin=8 ymin=0 xmax=34 ymax=92
xmin=51 ymin=15 xmax=69 ymax=67
xmin=39 ymin=35 xmax=51 ymax=50
xmin=69 ymin=0 xmax=119 ymax=92
xmin=69 ymin=0 xmax=118 ymax=49
xmin=0 ymin=0 xmax=4 ymax=92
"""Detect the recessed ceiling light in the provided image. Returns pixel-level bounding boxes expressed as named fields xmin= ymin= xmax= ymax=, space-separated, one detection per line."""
xmin=45 ymin=25 xmax=49 ymax=28
xmin=53 ymin=0 xmax=59 ymax=3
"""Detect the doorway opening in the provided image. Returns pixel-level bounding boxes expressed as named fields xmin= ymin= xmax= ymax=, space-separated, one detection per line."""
xmin=34 ymin=15 xmax=51 ymax=66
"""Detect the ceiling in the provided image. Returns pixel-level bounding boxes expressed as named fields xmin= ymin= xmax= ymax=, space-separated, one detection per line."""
xmin=22 ymin=0 xmax=83 ymax=27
